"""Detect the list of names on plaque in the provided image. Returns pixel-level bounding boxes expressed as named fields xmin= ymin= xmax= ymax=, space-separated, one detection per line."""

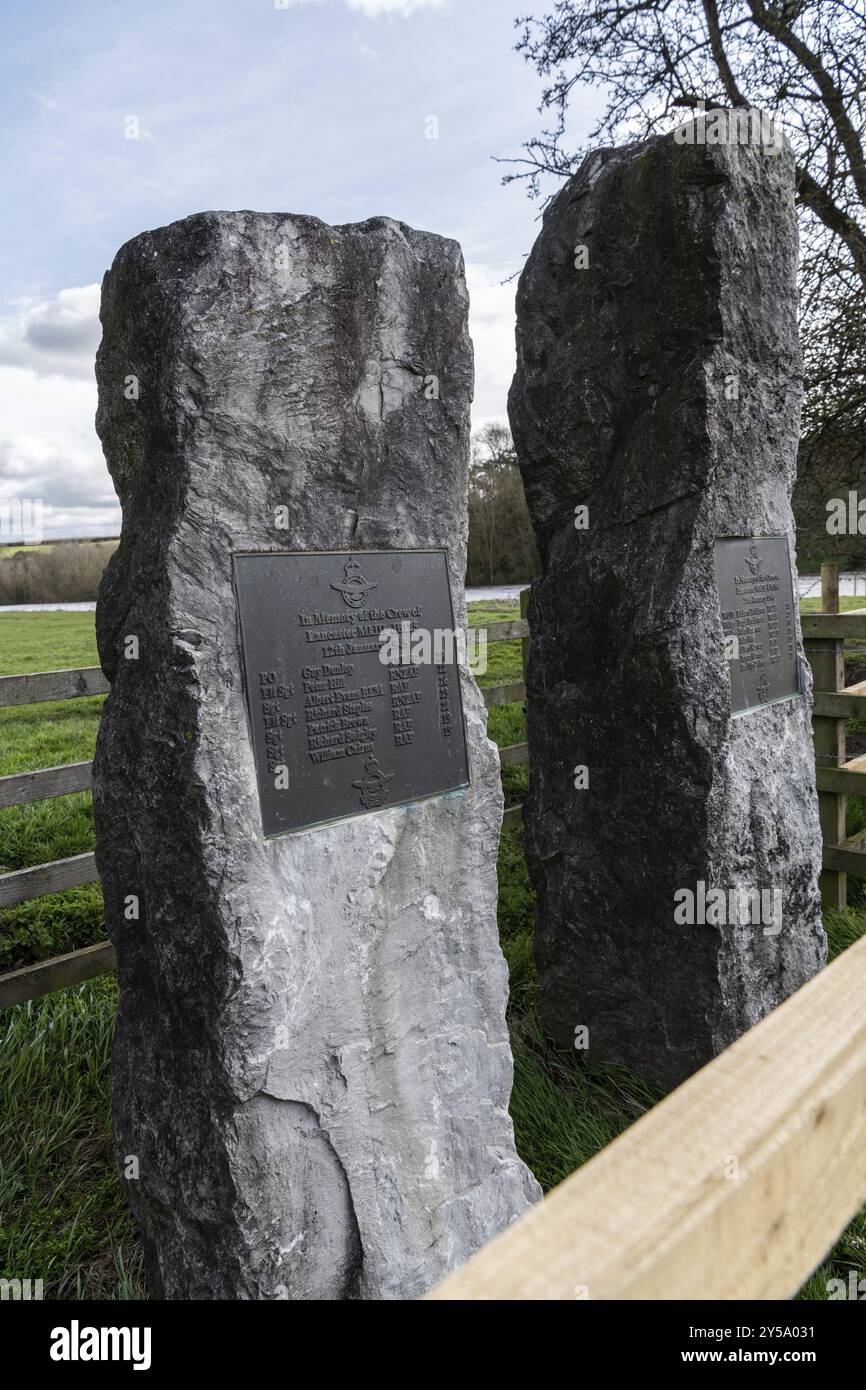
xmin=714 ymin=535 xmax=800 ymax=715
xmin=234 ymin=549 xmax=470 ymax=835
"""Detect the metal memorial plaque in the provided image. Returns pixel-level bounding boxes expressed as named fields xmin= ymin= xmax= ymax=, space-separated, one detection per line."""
xmin=233 ymin=549 xmax=470 ymax=837
xmin=714 ymin=536 xmax=801 ymax=716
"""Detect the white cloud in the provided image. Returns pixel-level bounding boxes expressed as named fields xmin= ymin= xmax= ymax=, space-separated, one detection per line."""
xmin=0 ymin=285 xmax=114 ymax=538
xmin=466 ymin=261 xmax=517 ymax=434
xmin=347 ymin=0 xmax=447 ymax=15
xmin=27 ymin=90 xmax=61 ymax=112
xmin=0 ymin=285 xmax=101 ymax=382
xmin=0 ymin=361 xmax=117 ymax=541
xmin=0 ymin=263 xmax=514 ymax=540
xmin=277 ymin=0 xmax=444 ymax=9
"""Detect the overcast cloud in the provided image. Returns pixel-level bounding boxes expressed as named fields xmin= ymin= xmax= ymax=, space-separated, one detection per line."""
xmin=0 ymin=0 xmax=600 ymax=540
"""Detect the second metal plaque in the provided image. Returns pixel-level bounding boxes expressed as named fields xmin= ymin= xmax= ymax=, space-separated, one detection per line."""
xmin=714 ymin=536 xmax=800 ymax=715
xmin=234 ymin=549 xmax=470 ymax=837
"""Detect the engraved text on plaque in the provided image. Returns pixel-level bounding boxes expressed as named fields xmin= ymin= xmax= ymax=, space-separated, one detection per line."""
xmin=714 ymin=536 xmax=800 ymax=715
xmin=234 ymin=549 xmax=470 ymax=835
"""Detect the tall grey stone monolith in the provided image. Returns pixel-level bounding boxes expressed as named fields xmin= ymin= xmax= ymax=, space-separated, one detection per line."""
xmin=508 ymin=121 xmax=826 ymax=1090
xmin=93 ymin=210 xmax=539 ymax=1300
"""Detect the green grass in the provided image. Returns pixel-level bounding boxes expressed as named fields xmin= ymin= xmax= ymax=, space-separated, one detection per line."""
xmin=497 ymin=828 xmax=660 ymax=1190
xmin=0 ymin=543 xmax=55 ymax=558
xmin=799 ymin=594 xmax=866 ymax=613
xmin=0 ymin=611 xmax=100 ymax=676
xmin=0 ymin=977 xmax=146 ymax=1299
xmin=469 ymin=599 xmax=523 ymax=688
xmin=1 ymin=604 xmax=866 ymax=1300
xmin=0 ymin=613 xmax=105 ymax=970
xmin=468 ymin=600 xmax=528 ymax=801
xmin=497 ymin=834 xmax=866 ymax=1299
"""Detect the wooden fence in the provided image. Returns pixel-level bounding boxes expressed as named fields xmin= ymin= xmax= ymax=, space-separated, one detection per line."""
xmin=3 ymin=582 xmax=866 ymax=1298
xmin=805 ymin=562 xmax=866 ymax=909
xmin=0 ymin=591 xmax=532 ymax=1008
xmin=429 ymin=927 xmax=866 ymax=1299
xmin=3 ymin=577 xmax=865 ymax=990
xmin=428 ymin=565 xmax=866 ymax=1299
xmin=0 ymin=664 xmax=112 ymax=1007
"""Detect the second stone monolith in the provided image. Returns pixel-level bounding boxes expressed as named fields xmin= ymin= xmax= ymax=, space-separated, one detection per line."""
xmin=509 ymin=124 xmax=825 ymax=1089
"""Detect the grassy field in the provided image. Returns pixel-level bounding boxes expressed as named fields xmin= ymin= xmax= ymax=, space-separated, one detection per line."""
xmin=1 ymin=603 xmax=865 ymax=1299
xmin=0 ymin=543 xmax=55 ymax=557
xmin=0 ymin=614 xmax=104 ymax=973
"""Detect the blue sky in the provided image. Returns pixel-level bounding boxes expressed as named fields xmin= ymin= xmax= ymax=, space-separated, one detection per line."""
xmin=0 ymin=0 xmax=601 ymax=538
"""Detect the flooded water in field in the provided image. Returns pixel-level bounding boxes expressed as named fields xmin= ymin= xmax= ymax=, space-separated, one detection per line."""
xmin=465 ymin=577 xmax=865 ymax=604
xmin=0 ymin=576 xmax=863 ymax=613
xmin=0 ymin=601 xmax=98 ymax=612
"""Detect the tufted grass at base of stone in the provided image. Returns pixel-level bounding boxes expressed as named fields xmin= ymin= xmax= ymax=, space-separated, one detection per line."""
xmin=3 ymin=839 xmax=865 ymax=1301
xmin=0 ymin=977 xmax=146 ymax=1299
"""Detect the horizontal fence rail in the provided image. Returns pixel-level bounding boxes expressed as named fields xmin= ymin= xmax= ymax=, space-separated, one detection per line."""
xmin=482 ymin=619 xmax=529 ymax=643
xmin=483 ymin=681 xmax=526 ymax=707
xmin=0 ymin=608 xmax=532 ymax=1007
xmin=0 ymin=666 xmax=109 ymax=708
xmin=0 ymin=663 xmax=109 ymax=1001
xmin=428 ymin=931 xmax=866 ymax=1300
xmin=801 ymin=611 xmax=866 ymax=639
xmin=0 ymin=941 xmax=116 ymax=1011
xmin=10 ymin=585 xmax=866 ymax=1001
xmin=0 ymin=760 xmax=93 ymax=809
xmin=0 ymin=852 xmax=99 ymax=909
xmin=805 ymin=573 xmax=866 ymax=905
xmin=498 ymin=742 xmax=528 ymax=768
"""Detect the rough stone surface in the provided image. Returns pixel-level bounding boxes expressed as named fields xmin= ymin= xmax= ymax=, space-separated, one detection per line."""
xmin=508 ymin=128 xmax=826 ymax=1091
xmin=94 ymin=210 xmax=539 ymax=1300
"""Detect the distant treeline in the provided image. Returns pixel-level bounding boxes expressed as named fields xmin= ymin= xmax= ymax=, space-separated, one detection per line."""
xmin=1 ymin=431 xmax=539 ymax=604
xmin=1 ymin=430 xmax=539 ymax=605
xmin=792 ymin=428 xmax=866 ymax=573
xmin=0 ymin=541 xmax=118 ymax=605
xmin=466 ymin=424 xmax=539 ymax=586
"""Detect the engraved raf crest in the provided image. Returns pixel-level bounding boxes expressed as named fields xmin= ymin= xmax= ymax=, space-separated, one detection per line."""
xmin=332 ymin=556 xmax=377 ymax=609
xmin=352 ymin=755 xmax=394 ymax=809
xmin=745 ymin=542 xmax=763 ymax=576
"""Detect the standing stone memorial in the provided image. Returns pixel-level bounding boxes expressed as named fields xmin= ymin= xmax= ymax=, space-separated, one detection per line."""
xmin=94 ymin=210 xmax=538 ymax=1300
xmin=509 ymin=120 xmax=826 ymax=1090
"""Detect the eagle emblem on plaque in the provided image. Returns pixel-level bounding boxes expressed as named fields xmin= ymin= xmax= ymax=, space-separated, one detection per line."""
xmin=352 ymin=756 xmax=394 ymax=809
xmin=745 ymin=542 xmax=764 ymax=576
xmin=332 ymin=557 xmax=377 ymax=609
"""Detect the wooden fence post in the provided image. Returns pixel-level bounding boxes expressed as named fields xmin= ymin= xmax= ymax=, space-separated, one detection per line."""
xmin=520 ymin=586 xmax=530 ymax=682
xmin=809 ymin=571 xmax=847 ymax=907
xmin=821 ymin=561 xmax=840 ymax=614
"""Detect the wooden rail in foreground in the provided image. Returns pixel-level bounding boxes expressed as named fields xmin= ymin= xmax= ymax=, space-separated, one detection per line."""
xmin=428 ymin=931 xmax=866 ymax=1300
